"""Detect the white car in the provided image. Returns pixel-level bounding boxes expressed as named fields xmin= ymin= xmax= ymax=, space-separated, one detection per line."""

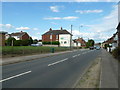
xmin=31 ymin=43 xmax=42 ymax=46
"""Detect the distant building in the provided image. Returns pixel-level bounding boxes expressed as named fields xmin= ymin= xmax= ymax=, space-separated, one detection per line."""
xmin=0 ymin=31 xmax=7 ymax=46
xmin=73 ymin=37 xmax=86 ymax=47
xmin=6 ymin=31 xmax=31 ymax=40
xmin=42 ymin=27 xmax=72 ymax=47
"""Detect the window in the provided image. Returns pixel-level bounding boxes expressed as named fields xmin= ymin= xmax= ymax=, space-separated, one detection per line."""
xmin=64 ymin=41 xmax=67 ymax=44
xmin=56 ymin=35 xmax=58 ymax=39
xmin=61 ymin=41 xmax=63 ymax=44
xmin=50 ymin=34 xmax=52 ymax=39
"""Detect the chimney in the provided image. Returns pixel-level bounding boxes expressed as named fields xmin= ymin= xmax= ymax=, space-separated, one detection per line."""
xmin=61 ymin=27 xmax=63 ymax=30
xmin=49 ymin=28 xmax=52 ymax=31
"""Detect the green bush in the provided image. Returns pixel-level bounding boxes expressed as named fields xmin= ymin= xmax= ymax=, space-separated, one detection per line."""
xmin=14 ymin=40 xmax=22 ymax=46
xmin=112 ymin=47 xmax=120 ymax=59
xmin=42 ymin=41 xmax=60 ymax=45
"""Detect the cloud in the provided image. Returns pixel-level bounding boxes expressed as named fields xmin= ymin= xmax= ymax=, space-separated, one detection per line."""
xmin=44 ymin=17 xmax=62 ymax=20
xmin=75 ymin=10 xmax=103 ymax=14
xmin=0 ymin=24 xmax=14 ymax=28
xmin=33 ymin=28 xmax=39 ymax=30
xmin=36 ymin=32 xmax=40 ymax=35
xmin=63 ymin=16 xmax=79 ymax=19
xmin=16 ymin=27 xmax=30 ymax=30
xmin=72 ymin=5 xmax=118 ymax=43
xmin=50 ymin=6 xmax=59 ymax=12
xmin=51 ymin=22 xmax=57 ymax=25
xmin=44 ymin=16 xmax=79 ymax=20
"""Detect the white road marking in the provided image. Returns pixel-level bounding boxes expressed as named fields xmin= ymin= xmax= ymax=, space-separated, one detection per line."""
xmin=0 ymin=71 xmax=31 ymax=82
xmin=72 ymin=55 xmax=78 ymax=58
xmin=78 ymin=54 xmax=81 ymax=56
xmin=48 ymin=58 xmax=68 ymax=67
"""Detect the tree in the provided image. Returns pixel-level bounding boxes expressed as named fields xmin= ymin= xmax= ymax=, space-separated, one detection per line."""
xmin=86 ymin=39 xmax=95 ymax=47
xmin=33 ymin=39 xmax=38 ymax=44
xmin=6 ymin=37 xmax=16 ymax=46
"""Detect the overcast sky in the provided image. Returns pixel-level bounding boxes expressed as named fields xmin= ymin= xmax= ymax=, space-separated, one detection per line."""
xmin=1 ymin=1 xmax=119 ymax=43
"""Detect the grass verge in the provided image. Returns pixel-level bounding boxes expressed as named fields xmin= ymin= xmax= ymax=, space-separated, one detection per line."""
xmin=1 ymin=46 xmax=70 ymax=58
xmin=75 ymin=57 xmax=101 ymax=88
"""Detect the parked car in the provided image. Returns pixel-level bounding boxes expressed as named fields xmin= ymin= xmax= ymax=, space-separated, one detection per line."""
xmin=31 ymin=43 xmax=42 ymax=46
xmin=89 ymin=46 xmax=94 ymax=50
xmin=96 ymin=46 xmax=101 ymax=50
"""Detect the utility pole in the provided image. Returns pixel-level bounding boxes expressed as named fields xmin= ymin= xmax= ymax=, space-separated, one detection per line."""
xmin=70 ymin=25 xmax=73 ymax=50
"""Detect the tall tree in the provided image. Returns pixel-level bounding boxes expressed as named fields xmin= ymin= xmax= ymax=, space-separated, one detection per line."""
xmin=86 ymin=39 xmax=95 ymax=47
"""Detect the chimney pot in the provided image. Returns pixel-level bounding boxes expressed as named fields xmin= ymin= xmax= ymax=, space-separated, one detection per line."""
xmin=61 ymin=27 xmax=63 ymax=30
xmin=49 ymin=28 xmax=52 ymax=31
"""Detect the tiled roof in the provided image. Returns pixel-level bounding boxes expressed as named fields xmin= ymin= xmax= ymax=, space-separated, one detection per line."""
xmin=117 ymin=22 xmax=120 ymax=30
xmin=11 ymin=32 xmax=26 ymax=37
xmin=42 ymin=30 xmax=72 ymax=35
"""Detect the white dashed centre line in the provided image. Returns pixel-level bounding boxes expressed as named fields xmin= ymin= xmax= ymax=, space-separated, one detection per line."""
xmin=78 ymin=54 xmax=81 ymax=56
xmin=48 ymin=58 xmax=68 ymax=67
xmin=0 ymin=71 xmax=31 ymax=82
xmin=72 ymin=55 xmax=78 ymax=58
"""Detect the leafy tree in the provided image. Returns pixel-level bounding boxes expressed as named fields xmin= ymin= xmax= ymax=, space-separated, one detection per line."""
xmin=33 ymin=39 xmax=38 ymax=44
xmin=6 ymin=37 xmax=16 ymax=46
xmin=86 ymin=39 xmax=95 ymax=47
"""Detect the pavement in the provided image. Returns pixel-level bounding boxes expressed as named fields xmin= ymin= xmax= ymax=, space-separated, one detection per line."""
xmin=100 ymin=49 xmax=119 ymax=88
xmin=1 ymin=49 xmax=87 ymax=65
xmin=1 ymin=49 xmax=101 ymax=88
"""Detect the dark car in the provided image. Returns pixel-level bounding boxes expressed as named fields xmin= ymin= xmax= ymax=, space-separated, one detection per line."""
xmin=89 ymin=46 xmax=94 ymax=50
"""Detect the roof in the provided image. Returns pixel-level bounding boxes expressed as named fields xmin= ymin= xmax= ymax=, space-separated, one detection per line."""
xmin=11 ymin=32 xmax=26 ymax=37
xmin=0 ymin=31 xmax=7 ymax=34
xmin=42 ymin=29 xmax=72 ymax=36
xmin=118 ymin=1 xmax=120 ymax=4
xmin=117 ymin=22 xmax=120 ymax=30
xmin=73 ymin=38 xmax=86 ymax=44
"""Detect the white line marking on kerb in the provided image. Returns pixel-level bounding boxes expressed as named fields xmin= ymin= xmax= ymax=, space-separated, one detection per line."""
xmin=72 ymin=55 xmax=77 ymax=58
xmin=0 ymin=71 xmax=31 ymax=82
xmin=48 ymin=58 xmax=68 ymax=67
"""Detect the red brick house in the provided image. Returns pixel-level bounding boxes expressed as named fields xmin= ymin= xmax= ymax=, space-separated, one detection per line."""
xmin=73 ymin=37 xmax=86 ymax=47
xmin=7 ymin=31 xmax=31 ymax=40
xmin=42 ymin=28 xmax=72 ymax=42
xmin=42 ymin=27 xmax=72 ymax=47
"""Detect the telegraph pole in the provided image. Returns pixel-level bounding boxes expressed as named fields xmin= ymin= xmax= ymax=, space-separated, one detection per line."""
xmin=70 ymin=25 xmax=73 ymax=50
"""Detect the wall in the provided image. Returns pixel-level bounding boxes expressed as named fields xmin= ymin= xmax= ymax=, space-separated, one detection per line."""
xmin=118 ymin=2 xmax=120 ymax=22
xmin=0 ymin=33 xmax=5 ymax=46
xmin=59 ymin=34 xmax=71 ymax=47
xmin=42 ymin=34 xmax=59 ymax=42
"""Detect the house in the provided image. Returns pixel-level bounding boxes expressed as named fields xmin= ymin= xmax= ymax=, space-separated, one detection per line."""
xmin=117 ymin=1 xmax=120 ymax=47
xmin=0 ymin=31 xmax=7 ymax=46
xmin=102 ymin=32 xmax=118 ymax=52
xmin=42 ymin=27 xmax=72 ymax=47
xmin=117 ymin=23 xmax=120 ymax=47
xmin=73 ymin=37 xmax=86 ymax=47
xmin=6 ymin=31 xmax=31 ymax=40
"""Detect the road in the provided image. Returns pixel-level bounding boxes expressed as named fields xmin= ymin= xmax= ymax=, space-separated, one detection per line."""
xmin=2 ymin=49 xmax=101 ymax=88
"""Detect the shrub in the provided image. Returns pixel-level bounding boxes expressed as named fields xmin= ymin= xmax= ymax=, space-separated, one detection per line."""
xmin=112 ymin=47 xmax=120 ymax=59
xmin=42 ymin=41 xmax=60 ymax=45
xmin=14 ymin=40 xmax=22 ymax=46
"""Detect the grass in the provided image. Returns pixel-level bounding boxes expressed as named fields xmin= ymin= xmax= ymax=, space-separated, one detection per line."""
xmin=1 ymin=46 xmax=70 ymax=57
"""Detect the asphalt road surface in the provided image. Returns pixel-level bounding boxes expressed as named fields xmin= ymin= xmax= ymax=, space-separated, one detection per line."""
xmin=2 ymin=49 xmax=101 ymax=88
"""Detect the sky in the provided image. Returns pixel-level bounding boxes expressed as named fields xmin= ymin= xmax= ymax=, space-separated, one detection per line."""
xmin=1 ymin=1 xmax=119 ymax=43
